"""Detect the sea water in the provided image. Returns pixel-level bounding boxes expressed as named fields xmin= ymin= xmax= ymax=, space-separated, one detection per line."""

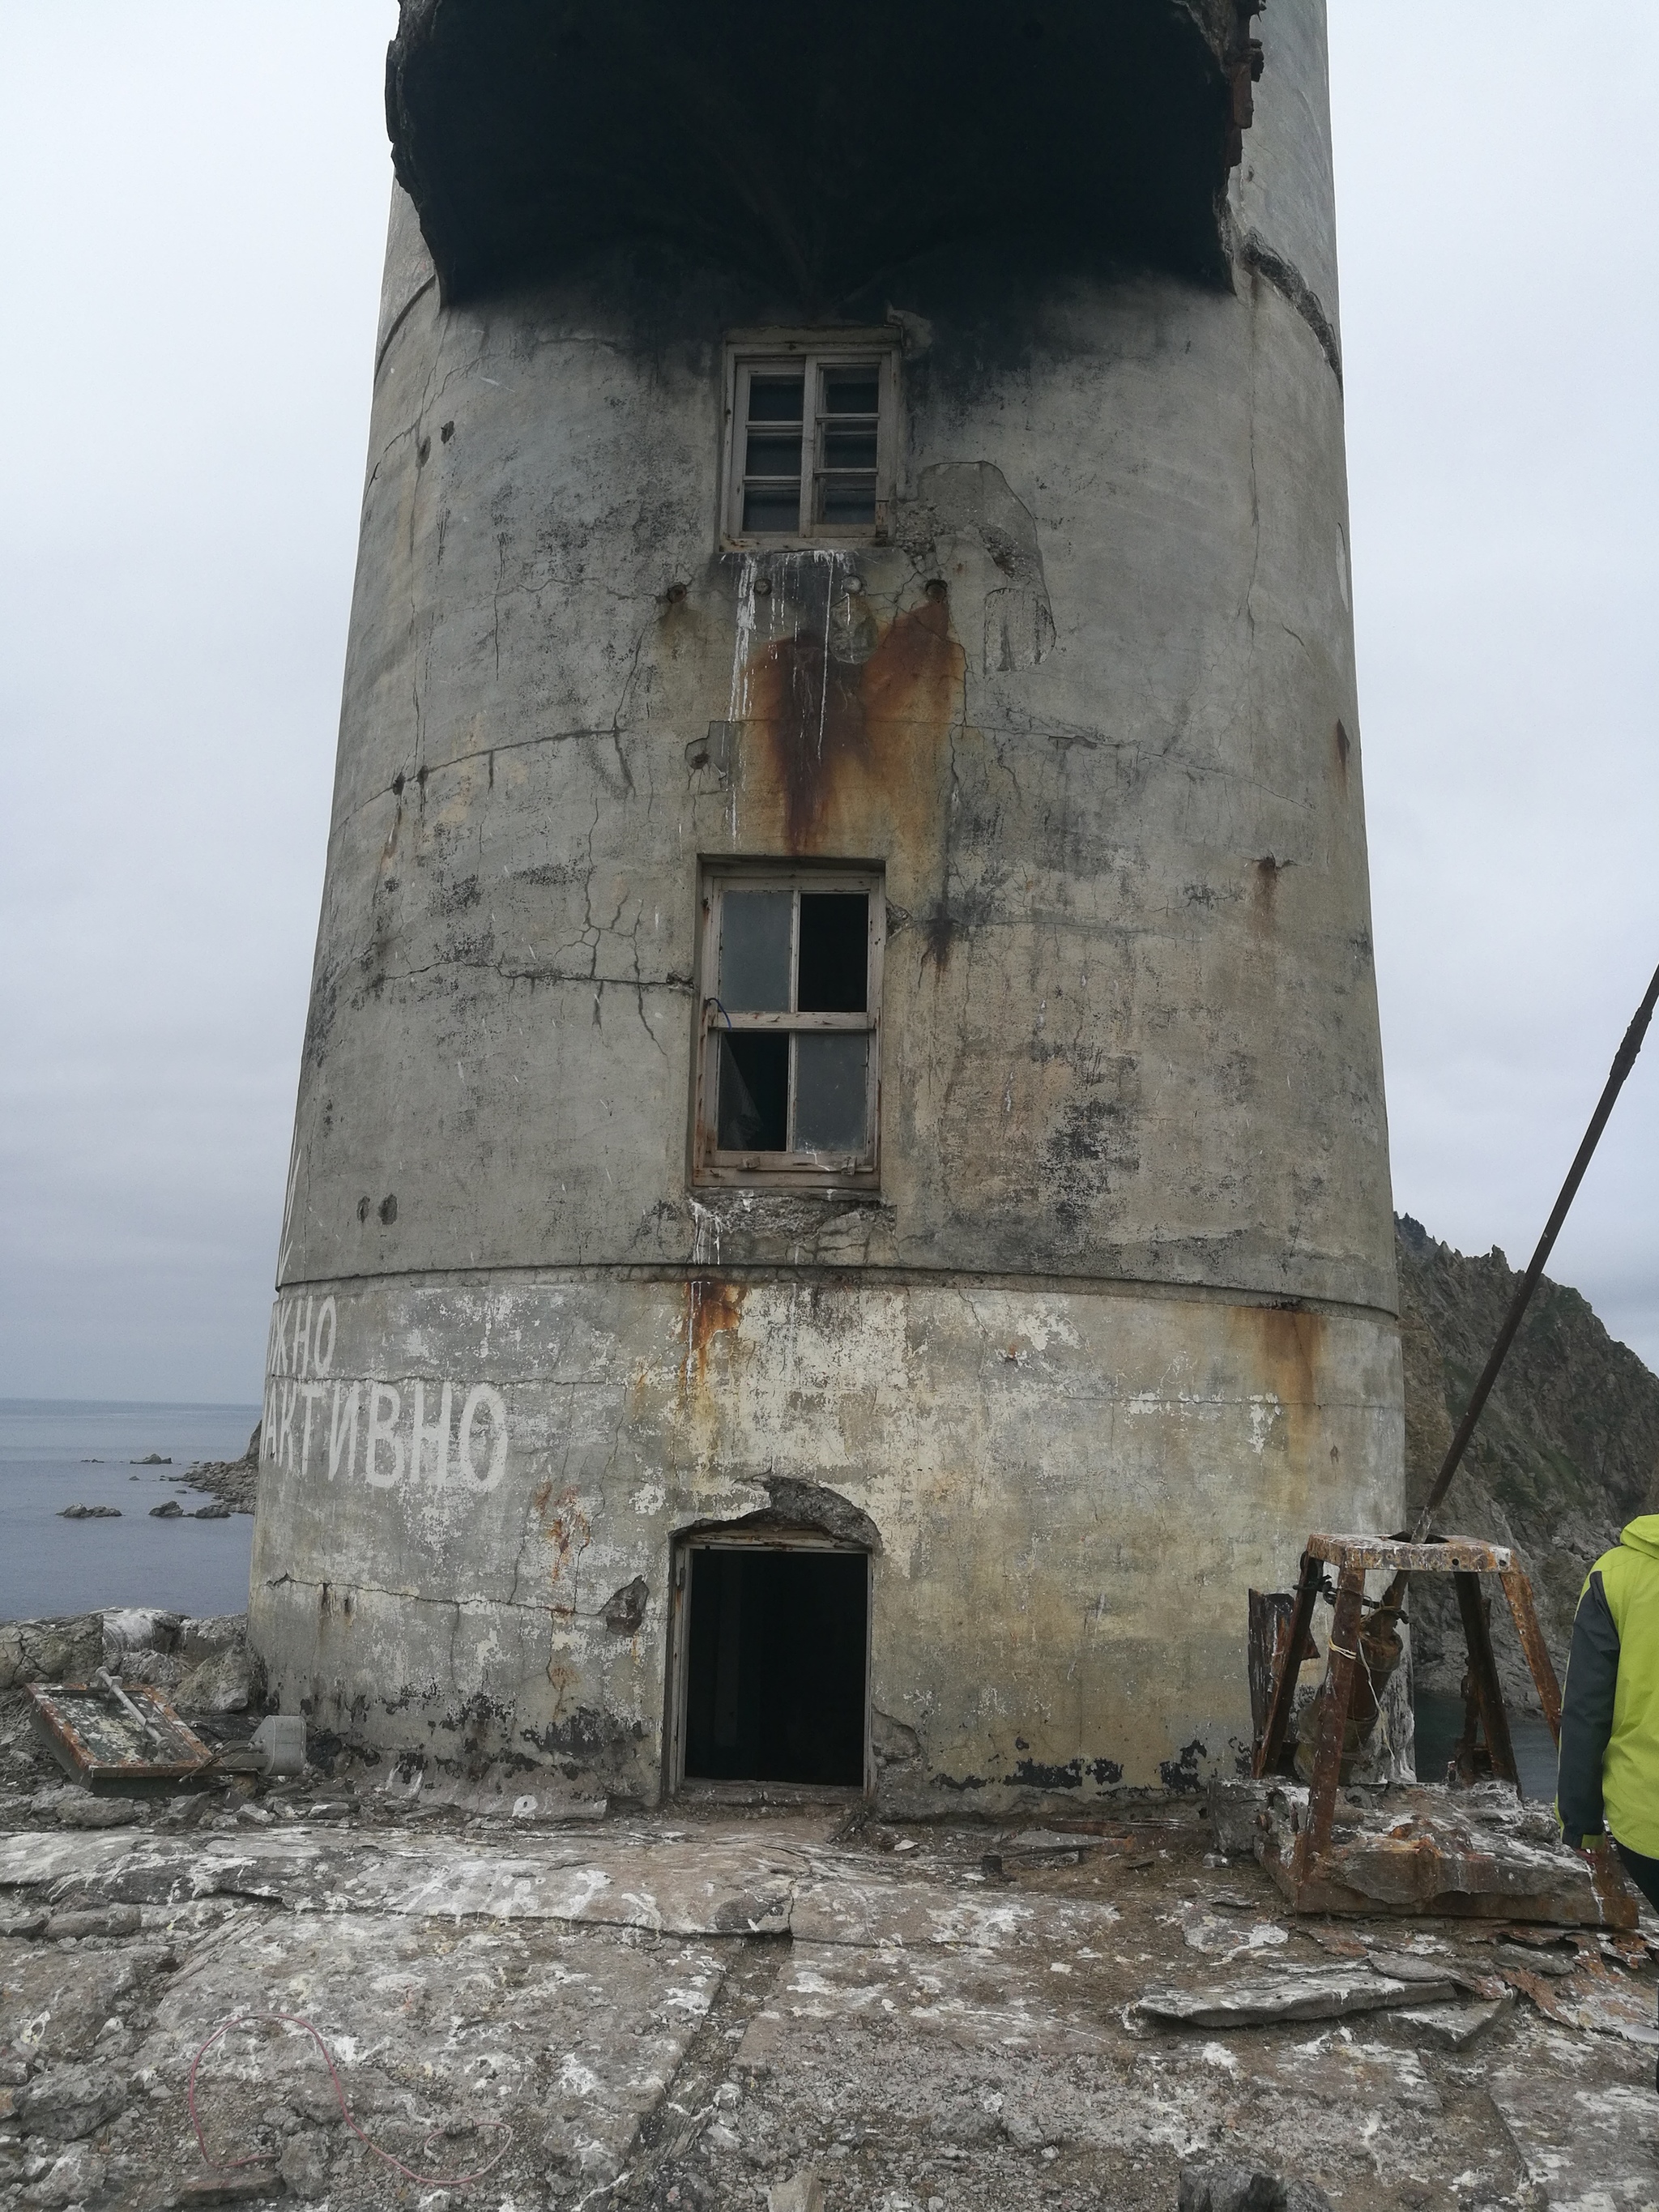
xmin=0 ymin=1400 xmax=259 ymax=1624
xmin=1412 ymin=1689 xmax=1560 ymax=1804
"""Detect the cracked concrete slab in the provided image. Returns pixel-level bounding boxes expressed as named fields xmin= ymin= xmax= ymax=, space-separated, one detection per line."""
xmin=2 ymin=1791 xmax=1653 ymax=2209
xmin=1490 ymin=2020 xmax=1659 ymax=2210
xmin=142 ymin=1914 xmax=729 ymax=2200
xmin=2 ymin=1817 xmax=831 ymax=1937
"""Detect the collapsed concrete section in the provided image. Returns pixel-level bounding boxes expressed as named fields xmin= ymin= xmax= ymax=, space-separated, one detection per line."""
xmin=251 ymin=0 xmax=1401 ymax=1809
xmin=385 ymin=0 xmax=1269 ymax=302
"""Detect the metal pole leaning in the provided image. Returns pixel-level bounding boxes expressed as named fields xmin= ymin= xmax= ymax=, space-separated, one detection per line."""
xmin=1411 ymin=957 xmax=1659 ymax=1543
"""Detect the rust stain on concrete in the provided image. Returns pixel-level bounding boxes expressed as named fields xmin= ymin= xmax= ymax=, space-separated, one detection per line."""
xmin=1243 ymin=1303 xmax=1328 ymax=1393
xmin=538 ymin=1482 xmax=591 ymax=1609
xmin=745 ymin=594 xmax=966 ymax=852
xmin=1228 ymin=1301 xmax=1331 ymax=1497
xmin=683 ymin=1275 xmax=745 ymax=1378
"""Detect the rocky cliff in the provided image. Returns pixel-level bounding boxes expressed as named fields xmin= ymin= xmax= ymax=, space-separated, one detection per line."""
xmin=1398 ymin=1215 xmax=1659 ymax=1712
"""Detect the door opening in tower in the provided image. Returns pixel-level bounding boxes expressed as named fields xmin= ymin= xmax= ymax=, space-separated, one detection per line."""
xmin=677 ymin=1539 xmax=869 ymax=1790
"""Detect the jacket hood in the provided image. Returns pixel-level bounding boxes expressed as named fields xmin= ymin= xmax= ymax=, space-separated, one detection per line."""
xmin=1619 ymin=1515 xmax=1659 ymax=1561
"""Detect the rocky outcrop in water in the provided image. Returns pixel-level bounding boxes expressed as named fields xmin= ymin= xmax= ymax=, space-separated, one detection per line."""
xmin=180 ymin=1422 xmax=261 ymax=1514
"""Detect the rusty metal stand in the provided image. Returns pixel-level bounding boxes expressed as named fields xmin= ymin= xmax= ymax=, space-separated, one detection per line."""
xmin=1251 ymin=1535 xmax=1563 ymax=1902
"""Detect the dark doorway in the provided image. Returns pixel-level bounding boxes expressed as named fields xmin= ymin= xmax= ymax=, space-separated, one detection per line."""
xmin=681 ymin=1544 xmax=868 ymax=1787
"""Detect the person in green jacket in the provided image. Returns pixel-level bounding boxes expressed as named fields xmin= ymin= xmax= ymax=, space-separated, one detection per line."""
xmin=1558 ymin=1514 xmax=1659 ymax=1912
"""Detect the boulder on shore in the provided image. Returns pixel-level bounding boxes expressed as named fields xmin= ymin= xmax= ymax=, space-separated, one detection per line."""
xmin=175 ymin=1638 xmax=258 ymax=1713
xmin=0 ymin=1614 xmax=103 ymax=1690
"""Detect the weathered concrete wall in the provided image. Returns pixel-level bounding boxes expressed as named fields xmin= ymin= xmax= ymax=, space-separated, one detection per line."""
xmin=251 ymin=0 xmax=1401 ymax=1805
xmin=250 ymin=1276 xmax=1399 ymax=1804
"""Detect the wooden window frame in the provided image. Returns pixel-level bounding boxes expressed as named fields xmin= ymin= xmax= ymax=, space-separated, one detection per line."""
xmin=720 ymin=331 xmax=900 ymax=549
xmin=692 ymin=863 xmax=884 ymax=1192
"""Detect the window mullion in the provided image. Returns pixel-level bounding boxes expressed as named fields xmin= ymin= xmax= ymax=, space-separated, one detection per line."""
xmin=799 ymin=354 xmax=817 ymax=537
xmin=786 ymin=882 xmax=801 ymax=1151
xmin=728 ymin=369 xmax=751 ymax=540
xmin=699 ymin=890 xmax=719 ymax=1173
xmin=876 ymin=352 xmax=893 ymax=522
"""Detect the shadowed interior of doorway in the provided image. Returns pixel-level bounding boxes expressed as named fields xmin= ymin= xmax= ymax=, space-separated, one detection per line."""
xmin=683 ymin=1544 xmax=868 ymax=1787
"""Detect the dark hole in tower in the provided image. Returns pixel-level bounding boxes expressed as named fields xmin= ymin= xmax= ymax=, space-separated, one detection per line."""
xmin=683 ymin=1546 xmax=867 ymax=1787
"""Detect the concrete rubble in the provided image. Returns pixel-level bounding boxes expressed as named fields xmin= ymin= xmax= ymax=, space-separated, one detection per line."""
xmin=2 ymin=1617 xmax=1657 ymax=2211
xmin=1224 ymin=1781 xmax=1627 ymax=1928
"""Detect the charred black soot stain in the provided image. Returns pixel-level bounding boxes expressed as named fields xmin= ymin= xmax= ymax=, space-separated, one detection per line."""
xmin=1159 ymin=1737 xmax=1209 ymax=1792
xmin=525 ymin=1707 xmax=647 ymax=1764
xmin=1009 ymin=1757 xmax=1083 ymax=1790
xmin=921 ymin=901 xmax=957 ymax=972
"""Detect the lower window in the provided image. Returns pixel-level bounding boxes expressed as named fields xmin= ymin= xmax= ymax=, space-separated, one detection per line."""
xmin=693 ymin=866 xmax=882 ymax=1188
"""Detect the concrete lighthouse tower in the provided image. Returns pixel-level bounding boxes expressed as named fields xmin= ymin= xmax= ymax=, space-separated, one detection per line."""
xmin=251 ymin=0 xmax=1402 ymax=1810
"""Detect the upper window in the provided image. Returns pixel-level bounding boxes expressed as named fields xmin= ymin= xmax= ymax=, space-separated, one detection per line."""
xmin=693 ymin=867 xmax=883 ymax=1189
xmin=722 ymin=335 xmax=899 ymax=548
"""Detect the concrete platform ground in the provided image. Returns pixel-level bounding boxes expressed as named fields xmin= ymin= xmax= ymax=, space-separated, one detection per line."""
xmin=2 ymin=1715 xmax=1657 ymax=2212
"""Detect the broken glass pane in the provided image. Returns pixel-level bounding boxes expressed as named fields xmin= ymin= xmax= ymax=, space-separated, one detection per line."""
xmin=797 ymin=893 xmax=868 ymax=1012
xmin=794 ymin=1033 xmax=868 ymax=1153
xmin=719 ymin=890 xmax=792 ymax=1010
xmin=717 ymin=1031 xmax=789 ymax=1151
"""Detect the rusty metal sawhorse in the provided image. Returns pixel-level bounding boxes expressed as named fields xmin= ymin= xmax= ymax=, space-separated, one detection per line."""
xmin=1251 ymin=1534 xmax=1563 ymax=1894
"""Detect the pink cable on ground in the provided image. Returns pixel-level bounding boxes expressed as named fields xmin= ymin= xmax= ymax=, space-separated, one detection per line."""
xmin=186 ymin=2011 xmax=513 ymax=2189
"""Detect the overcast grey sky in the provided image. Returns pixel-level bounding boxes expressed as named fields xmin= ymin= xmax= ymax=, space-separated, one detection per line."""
xmin=1 ymin=3 xmax=1655 ymax=1404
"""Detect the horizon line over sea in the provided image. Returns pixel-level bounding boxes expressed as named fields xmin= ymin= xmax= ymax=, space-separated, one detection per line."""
xmin=0 ymin=1395 xmax=262 ymax=1414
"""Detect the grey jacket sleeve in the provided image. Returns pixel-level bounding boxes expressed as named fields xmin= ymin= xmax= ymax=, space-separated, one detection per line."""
xmin=1557 ymin=1569 xmax=1619 ymax=1844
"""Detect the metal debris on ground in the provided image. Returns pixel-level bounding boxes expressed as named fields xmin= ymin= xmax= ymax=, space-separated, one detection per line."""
xmin=25 ymin=1674 xmax=216 ymax=1790
xmin=1238 ymin=1777 xmax=1638 ymax=1928
xmin=1251 ymin=1535 xmax=1578 ymax=1915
